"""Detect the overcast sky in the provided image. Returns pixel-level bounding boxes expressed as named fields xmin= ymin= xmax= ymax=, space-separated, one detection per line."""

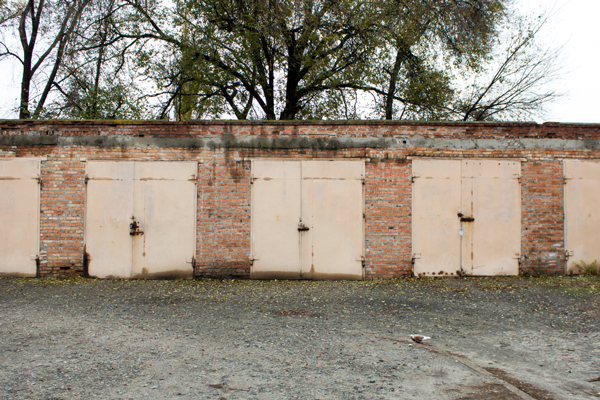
xmin=0 ymin=0 xmax=598 ymax=123
xmin=518 ymin=0 xmax=600 ymax=123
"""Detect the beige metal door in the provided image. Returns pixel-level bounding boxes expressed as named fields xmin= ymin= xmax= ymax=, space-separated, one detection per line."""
xmin=412 ymin=159 xmax=462 ymax=276
xmin=251 ymin=160 xmax=364 ymax=280
xmin=0 ymin=159 xmax=40 ymax=277
xmin=461 ymin=160 xmax=521 ymax=275
xmin=564 ymin=160 xmax=600 ymax=273
xmin=250 ymin=161 xmax=302 ymax=278
xmin=412 ymin=159 xmax=520 ymax=276
xmin=301 ymin=161 xmax=364 ymax=279
xmin=86 ymin=161 xmax=197 ymax=279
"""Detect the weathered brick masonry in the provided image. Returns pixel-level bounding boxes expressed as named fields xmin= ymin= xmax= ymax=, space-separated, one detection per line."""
xmin=1 ymin=120 xmax=600 ymax=278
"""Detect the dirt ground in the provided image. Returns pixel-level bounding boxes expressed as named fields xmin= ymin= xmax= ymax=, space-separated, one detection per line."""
xmin=0 ymin=276 xmax=599 ymax=400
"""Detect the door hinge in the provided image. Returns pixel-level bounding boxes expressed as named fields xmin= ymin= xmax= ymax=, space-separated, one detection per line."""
xmin=565 ymin=250 xmax=574 ymax=260
xmin=411 ymin=175 xmax=420 ymax=183
xmin=188 ymin=257 xmax=196 ymax=278
xmin=356 ymin=174 xmax=365 ymax=184
xmin=249 ymin=255 xmax=259 ymax=265
xmin=563 ymin=175 xmax=573 ymax=185
xmin=355 ymin=255 xmax=365 ymax=266
xmin=411 ymin=253 xmax=421 ymax=264
xmin=513 ymin=253 xmax=521 ymax=267
xmin=251 ymin=175 xmax=259 ymax=184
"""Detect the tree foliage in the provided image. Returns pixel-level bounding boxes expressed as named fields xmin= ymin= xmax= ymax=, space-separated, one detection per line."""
xmin=0 ymin=0 xmax=563 ymax=121
xmin=0 ymin=0 xmax=92 ymax=118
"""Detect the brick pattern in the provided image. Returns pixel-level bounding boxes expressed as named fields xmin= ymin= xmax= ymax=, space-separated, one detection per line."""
xmin=39 ymin=157 xmax=86 ymax=276
xmin=2 ymin=121 xmax=600 ymax=278
xmin=520 ymin=160 xmax=565 ymax=275
xmin=2 ymin=120 xmax=600 ymax=140
xmin=196 ymin=150 xmax=252 ymax=277
xmin=365 ymin=160 xmax=412 ymax=278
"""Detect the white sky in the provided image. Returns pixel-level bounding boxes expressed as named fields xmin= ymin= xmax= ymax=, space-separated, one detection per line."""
xmin=0 ymin=0 xmax=598 ymax=123
xmin=517 ymin=0 xmax=600 ymax=123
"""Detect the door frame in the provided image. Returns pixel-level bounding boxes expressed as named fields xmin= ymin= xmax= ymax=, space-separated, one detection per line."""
xmin=411 ymin=157 xmax=522 ymax=276
xmin=83 ymin=160 xmax=198 ymax=278
xmin=0 ymin=157 xmax=42 ymax=277
xmin=249 ymin=158 xmax=366 ymax=280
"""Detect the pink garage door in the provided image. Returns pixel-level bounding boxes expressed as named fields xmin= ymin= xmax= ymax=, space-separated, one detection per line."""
xmin=0 ymin=159 xmax=40 ymax=277
xmin=251 ymin=160 xmax=364 ymax=280
xmin=85 ymin=161 xmax=197 ymax=279
xmin=412 ymin=159 xmax=521 ymax=276
xmin=564 ymin=160 xmax=600 ymax=273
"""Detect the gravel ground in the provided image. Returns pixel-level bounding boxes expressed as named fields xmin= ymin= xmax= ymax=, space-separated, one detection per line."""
xmin=0 ymin=276 xmax=599 ymax=400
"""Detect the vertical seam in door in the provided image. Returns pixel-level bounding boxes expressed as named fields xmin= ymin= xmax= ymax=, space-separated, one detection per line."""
xmin=470 ymin=177 xmax=474 ymax=275
xmin=131 ymin=162 xmax=136 ymax=277
xmin=299 ymin=161 xmax=304 ymax=276
xmin=460 ymin=161 xmax=464 ymax=275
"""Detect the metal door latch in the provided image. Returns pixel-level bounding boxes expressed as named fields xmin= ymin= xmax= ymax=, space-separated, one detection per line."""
xmin=457 ymin=212 xmax=474 ymax=222
xmin=298 ymin=219 xmax=310 ymax=231
xmin=565 ymin=250 xmax=574 ymax=260
xmin=130 ymin=219 xmax=144 ymax=236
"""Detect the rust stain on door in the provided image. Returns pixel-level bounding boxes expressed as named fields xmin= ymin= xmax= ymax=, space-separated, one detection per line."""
xmin=412 ymin=159 xmax=520 ymax=276
xmin=86 ymin=161 xmax=196 ymax=279
xmin=564 ymin=160 xmax=600 ymax=274
xmin=0 ymin=159 xmax=40 ymax=277
xmin=251 ymin=160 xmax=364 ymax=280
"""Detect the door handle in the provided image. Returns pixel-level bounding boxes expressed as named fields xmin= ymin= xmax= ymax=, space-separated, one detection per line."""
xmin=457 ymin=212 xmax=474 ymax=222
xmin=130 ymin=220 xmax=144 ymax=236
xmin=298 ymin=219 xmax=309 ymax=231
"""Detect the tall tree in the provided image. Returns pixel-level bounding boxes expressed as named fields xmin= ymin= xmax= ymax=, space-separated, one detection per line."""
xmin=451 ymin=12 xmax=562 ymax=121
xmin=361 ymin=0 xmax=506 ymax=120
xmin=0 ymin=0 xmax=563 ymax=121
xmin=43 ymin=0 xmax=149 ymax=119
xmin=118 ymin=0 xmax=375 ymax=120
xmin=0 ymin=0 xmax=91 ymax=118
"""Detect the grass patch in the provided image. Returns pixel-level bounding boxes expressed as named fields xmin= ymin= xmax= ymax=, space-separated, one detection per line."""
xmin=576 ymin=260 xmax=600 ymax=276
xmin=10 ymin=276 xmax=89 ymax=285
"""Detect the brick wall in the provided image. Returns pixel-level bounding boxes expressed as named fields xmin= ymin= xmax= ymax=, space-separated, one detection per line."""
xmin=196 ymin=149 xmax=252 ymax=277
xmin=365 ymin=159 xmax=412 ymax=278
xmin=39 ymin=157 xmax=86 ymax=276
xmin=520 ymin=160 xmax=565 ymax=275
xmin=2 ymin=120 xmax=600 ymax=278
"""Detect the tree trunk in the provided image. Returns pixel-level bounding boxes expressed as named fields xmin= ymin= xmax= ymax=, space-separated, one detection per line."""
xmin=384 ymin=50 xmax=404 ymax=120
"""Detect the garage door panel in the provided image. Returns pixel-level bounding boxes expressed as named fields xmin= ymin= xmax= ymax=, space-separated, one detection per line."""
xmin=251 ymin=160 xmax=364 ymax=280
xmin=413 ymin=159 xmax=461 ymax=179
xmin=86 ymin=166 xmax=134 ymax=278
xmin=307 ymin=178 xmax=363 ymax=279
xmin=135 ymin=161 xmax=197 ymax=181
xmin=302 ymin=160 xmax=363 ymax=180
xmin=0 ymin=159 xmax=40 ymax=277
xmin=86 ymin=161 xmax=196 ymax=279
xmin=462 ymin=160 xmax=520 ymax=179
xmin=470 ymin=177 xmax=520 ymax=275
xmin=413 ymin=174 xmax=462 ymax=276
xmin=565 ymin=160 xmax=600 ymax=272
xmin=133 ymin=179 xmax=196 ymax=278
xmin=0 ymin=159 xmax=40 ymax=178
xmin=413 ymin=159 xmax=520 ymax=277
xmin=251 ymin=161 xmax=302 ymax=278
xmin=565 ymin=159 xmax=600 ymax=180
xmin=87 ymin=161 xmax=135 ymax=180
